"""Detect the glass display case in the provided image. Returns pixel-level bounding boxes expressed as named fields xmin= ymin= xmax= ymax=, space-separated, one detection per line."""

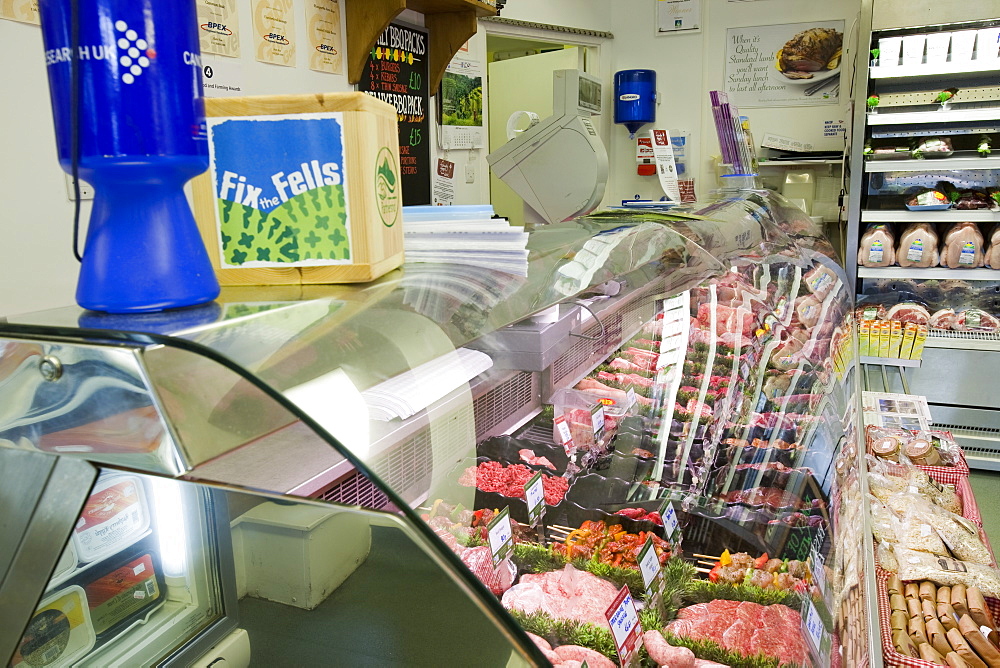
xmin=0 ymin=190 xmax=872 ymax=667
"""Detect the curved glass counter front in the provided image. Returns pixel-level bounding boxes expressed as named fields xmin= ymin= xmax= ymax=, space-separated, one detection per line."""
xmin=0 ymin=190 xmax=868 ymax=667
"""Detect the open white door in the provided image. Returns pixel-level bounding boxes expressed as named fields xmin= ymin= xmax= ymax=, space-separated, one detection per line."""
xmin=487 ymin=47 xmax=583 ymax=226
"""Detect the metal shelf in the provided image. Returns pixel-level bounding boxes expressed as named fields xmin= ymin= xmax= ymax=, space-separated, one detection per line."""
xmin=860 ymin=356 xmax=921 ymax=367
xmin=870 ymin=62 xmax=1000 ymax=80
xmin=862 ymin=210 xmax=1000 ymax=223
xmin=857 ymin=266 xmax=1000 ymax=280
xmin=867 ymin=108 xmax=1000 ymax=125
xmin=926 ymin=330 xmax=1000 ymax=352
xmin=864 ymin=157 xmax=1000 ymax=172
xmin=757 ymin=160 xmax=843 ymax=167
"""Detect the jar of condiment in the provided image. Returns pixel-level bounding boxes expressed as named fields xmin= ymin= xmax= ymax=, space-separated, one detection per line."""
xmin=904 ymin=438 xmax=942 ymax=466
xmin=872 ymin=436 xmax=900 ymax=461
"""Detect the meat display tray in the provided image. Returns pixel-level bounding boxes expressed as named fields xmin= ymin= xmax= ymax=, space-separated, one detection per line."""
xmin=476 ymin=435 xmax=571 ymax=476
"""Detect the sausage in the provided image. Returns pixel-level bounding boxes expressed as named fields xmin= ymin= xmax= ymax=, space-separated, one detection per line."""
xmin=526 ymin=632 xmax=552 ymax=651
xmin=643 ymin=630 xmax=696 ymax=668
xmin=553 ymin=645 xmax=617 ymax=668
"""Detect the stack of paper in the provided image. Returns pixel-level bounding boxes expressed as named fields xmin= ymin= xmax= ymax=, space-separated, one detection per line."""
xmin=403 ymin=205 xmax=530 ymax=276
xmin=362 ymin=348 xmax=494 ymax=422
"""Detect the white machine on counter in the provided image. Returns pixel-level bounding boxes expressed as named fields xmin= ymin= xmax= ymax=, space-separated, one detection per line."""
xmin=487 ymin=69 xmax=608 ymax=225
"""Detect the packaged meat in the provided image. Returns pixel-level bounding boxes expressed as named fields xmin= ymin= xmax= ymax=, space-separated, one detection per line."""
xmin=12 ymin=585 xmax=96 ymax=668
xmin=461 ymin=546 xmax=515 ymax=595
xmin=941 ymin=223 xmax=985 ymax=268
xmin=953 ymin=309 xmax=1000 ymax=332
xmin=930 ymin=308 xmax=958 ymax=330
xmin=907 ymin=189 xmax=952 ymax=211
xmin=912 ymin=136 xmax=954 ymax=158
xmin=986 ymin=225 xmax=1000 ymax=269
xmin=857 ymin=303 xmax=888 ymax=321
xmin=897 ymin=223 xmax=941 ymax=268
xmin=83 ymin=549 xmax=166 ymax=636
xmin=796 ymin=295 xmax=823 ymax=329
xmin=955 ymin=191 xmax=993 ymax=210
xmin=859 ymin=224 xmax=896 ymax=266
xmin=885 ymin=302 xmax=931 ymax=325
xmin=72 ymin=473 xmax=151 ymax=564
xmin=803 ymin=264 xmax=839 ymax=300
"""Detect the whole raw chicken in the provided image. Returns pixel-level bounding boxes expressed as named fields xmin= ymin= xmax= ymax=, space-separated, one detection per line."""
xmin=896 ymin=223 xmax=940 ymax=268
xmin=986 ymin=224 xmax=1000 ymax=269
xmin=778 ymin=28 xmax=843 ymax=79
xmin=940 ymin=222 xmax=985 ymax=268
xmin=858 ymin=224 xmax=895 ymax=267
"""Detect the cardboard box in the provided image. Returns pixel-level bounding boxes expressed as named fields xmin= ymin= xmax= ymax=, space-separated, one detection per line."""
xmin=889 ymin=320 xmax=903 ymax=358
xmin=910 ymin=325 xmax=929 ymax=360
xmin=878 ymin=321 xmax=891 ymax=358
xmin=900 ymin=323 xmax=917 ymax=359
xmin=193 ymin=93 xmax=404 ymax=285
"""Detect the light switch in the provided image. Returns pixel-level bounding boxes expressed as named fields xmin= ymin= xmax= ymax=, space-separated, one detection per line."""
xmin=65 ymin=174 xmax=95 ymax=200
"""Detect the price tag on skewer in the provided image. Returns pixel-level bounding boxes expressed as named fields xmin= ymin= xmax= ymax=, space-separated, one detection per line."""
xmin=605 ymin=585 xmax=643 ymax=667
xmin=638 ymin=536 xmax=662 ymax=603
xmin=524 ymin=472 xmax=545 ymax=527
xmin=554 ymin=415 xmax=574 ymax=454
xmin=661 ymin=502 xmax=681 ymax=545
xmin=487 ymin=507 xmax=514 ymax=569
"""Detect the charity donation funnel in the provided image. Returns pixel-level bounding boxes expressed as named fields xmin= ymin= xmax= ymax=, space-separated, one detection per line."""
xmin=39 ymin=0 xmax=219 ymax=313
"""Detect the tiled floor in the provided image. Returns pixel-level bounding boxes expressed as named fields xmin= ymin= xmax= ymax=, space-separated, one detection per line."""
xmin=970 ymin=470 xmax=1000 ymax=548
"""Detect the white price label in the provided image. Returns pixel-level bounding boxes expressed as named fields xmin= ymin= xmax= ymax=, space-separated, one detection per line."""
xmin=626 ymin=387 xmax=637 ymax=409
xmin=663 ymin=321 xmax=685 ymax=338
xmin=663 ymin=294 xmax=687 ymax=311
xmin=555 ymin=416 xmax=572 ymax=444
xmin=809 ymin=546 xmax=827 ymax=597
xmin=487 ymin=507 xmax=514 ymax=568
xmin=803 ymin=598 xmax=825 ymax=651
xmin=662 ymin=502 xmax=680 ymax=540
xmin=638 ymin=537 xmax=661 ymax=592
xmin=524 ymin=472 xmax=545 ymax=526
xmin=590 ymin=405 xmax=606 ymax=434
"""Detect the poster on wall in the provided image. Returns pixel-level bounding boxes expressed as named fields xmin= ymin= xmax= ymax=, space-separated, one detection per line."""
xmin=725 ymin=21 xmax=844 ymax=108
xmin=656 ymin=0 xmax=701 ymax=34
xmin=197 ymin=0 xmax=240 ymax=57
xmin=358 ymin=21 xmax=431 ymax=205
xmin=0 ymin=0 xmax=38 ymax=25
xmin=307 ymin=0 xmax=343 ymax=74
xmin=438 ymin=41 xmax=483 ymax=150
xmin=252 ymin=0 xmax=296 ymax=67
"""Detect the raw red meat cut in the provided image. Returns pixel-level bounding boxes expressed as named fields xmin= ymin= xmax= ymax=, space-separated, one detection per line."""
xmin=501 ymin=565 xmax=619 ymax=626
xmin=459 ymin=461 xmax=569 ymax=504
xmin=885 ymin=302 xmax=931 ymax=325
xmin=460 ymin=546 xmax=514 ymax=594
xmin=697 ymin=303 xmax=754 ymax=336
xmin=929 ymin=308 xmax=957 ymax=330
xmin=665 ymin=601 xmax=808 ymax=666
xmin=518 ymin=449 xmax=555 ymax=470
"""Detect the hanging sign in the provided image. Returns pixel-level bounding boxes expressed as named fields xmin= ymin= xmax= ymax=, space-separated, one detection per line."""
xmin=359 ymin=21 xmax=431 ymax=205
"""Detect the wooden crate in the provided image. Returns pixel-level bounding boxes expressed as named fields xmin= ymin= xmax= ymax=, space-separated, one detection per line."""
xmin=192 ymin=93 xmax=404 ymax=285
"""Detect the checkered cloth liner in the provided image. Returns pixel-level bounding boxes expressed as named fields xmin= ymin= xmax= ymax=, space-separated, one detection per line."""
xmin=865 ymin=426 xmax=970 ymax=483
xmin=875 ymin=566 xmax=1000 ymax=667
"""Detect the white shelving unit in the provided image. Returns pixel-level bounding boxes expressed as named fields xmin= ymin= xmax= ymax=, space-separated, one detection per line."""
xmin=871 ymin=62 xmax=1000 ymax=80
xmin=758 ymin=160 xmax=843 ymax=167
xmin=864 ymin=156 xmax=1000 ymax=171
xmin=857 ymin=266 xmax=1000 ymax=280
xmin=861 ymin=210 xmax=1000 ymax=222
xmin=867 ymin=108 xmax=1000 ymax=125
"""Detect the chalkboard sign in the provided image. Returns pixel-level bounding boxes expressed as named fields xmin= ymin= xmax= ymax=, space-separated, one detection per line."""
xmin=358 ymin=21 xmax=430 ymax=205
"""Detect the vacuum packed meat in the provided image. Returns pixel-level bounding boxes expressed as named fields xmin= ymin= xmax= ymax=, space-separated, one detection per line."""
xmin=941 ymin=223 xmax=985 ymax=268
xmin=885 ymin=302 xmax=931 ymax=325
xmin=461 ymin=546 xmax=514 ymax=594
xmin=897 ymin=223 xmax=940 ymax=268
xmin=953 ymin=309 xmax=1000 ymax=332
xmin=929 ymin=308 xmax=958 ymax=330
xmin=858 ymin=224 xmax=895 ymax=267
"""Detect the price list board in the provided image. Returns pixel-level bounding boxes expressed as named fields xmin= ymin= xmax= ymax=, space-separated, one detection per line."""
xmin=358 ymin=21 xmax=431 ymax=205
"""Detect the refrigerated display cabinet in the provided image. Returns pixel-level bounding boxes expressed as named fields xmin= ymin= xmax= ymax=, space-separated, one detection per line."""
xmin=0 ymin=190 xmax=878 ymax=667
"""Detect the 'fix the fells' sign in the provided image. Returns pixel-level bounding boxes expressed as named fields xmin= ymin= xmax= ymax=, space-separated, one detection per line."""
xmin=358 ymin=21 xmax=430 ymax=205
xmin=206 ymin=113 xmax=354 ymax=268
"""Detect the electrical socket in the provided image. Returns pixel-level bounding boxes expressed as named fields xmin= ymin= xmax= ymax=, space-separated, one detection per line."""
xmin=65 ymin=174 xmax=95 ymax=201
xmin=465 ymin=164 xmax=476 ymax=183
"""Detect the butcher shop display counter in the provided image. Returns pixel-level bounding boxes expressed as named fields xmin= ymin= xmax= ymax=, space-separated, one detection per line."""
xmin=0 ymin=190 xmax=875 ymax=667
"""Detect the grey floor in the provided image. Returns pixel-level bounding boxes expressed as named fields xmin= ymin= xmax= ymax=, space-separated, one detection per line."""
xmin=970 ymin=470 xmax=1000 ymax=548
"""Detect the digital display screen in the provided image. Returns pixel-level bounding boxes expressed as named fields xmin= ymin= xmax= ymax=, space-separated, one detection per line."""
xmin=578 ymin=77 xmax=602 ymax=113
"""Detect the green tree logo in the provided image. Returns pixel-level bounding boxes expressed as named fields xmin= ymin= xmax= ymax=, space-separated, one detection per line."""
xmin=374 ymin=147 xmax=400 ymax=227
